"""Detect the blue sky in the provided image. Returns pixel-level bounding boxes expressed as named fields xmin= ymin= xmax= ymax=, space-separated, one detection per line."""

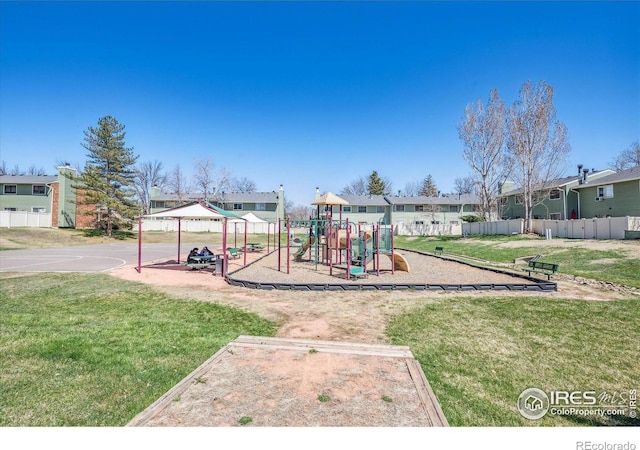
xmin=1 ymin=1 xmax=638 ymax=207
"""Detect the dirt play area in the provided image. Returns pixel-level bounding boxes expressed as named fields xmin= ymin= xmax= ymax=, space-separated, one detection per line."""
xmin=109 ymin=244 xmax=638 ymax=427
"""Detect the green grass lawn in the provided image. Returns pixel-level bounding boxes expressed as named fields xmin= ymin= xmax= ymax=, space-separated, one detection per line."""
xmin=0 ymin=273 xmax=277 ymax=426
xmin=396 ymin=235 xmax=640 ymax=289
xmin=2 ymin=230 xmax=639 ymax=427
xmin=387 ymin=296 xmax=640 ymax=426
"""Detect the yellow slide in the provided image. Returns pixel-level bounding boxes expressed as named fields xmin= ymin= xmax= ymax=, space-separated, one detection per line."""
xmin=293 ymin=236 xmax=315 ymax=260
xmin=387 ymin=253 xmax=410 ymax=272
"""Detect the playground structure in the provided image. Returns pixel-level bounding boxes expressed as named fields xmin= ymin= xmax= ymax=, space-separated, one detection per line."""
xmin=280 ymin=217 xmax=410 ymax=280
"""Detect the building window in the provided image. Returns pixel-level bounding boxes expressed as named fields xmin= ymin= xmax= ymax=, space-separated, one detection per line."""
xmin=32 ymin=207 xmax=46 ymax=213
xmin=449 ymin=205 xmax=458 ymax=212
xmin=414 ymin=221 xmax=424 ymax=225
xmin=4 ymin=207 xmax=17 ymax=211
xmin=597 ymin=185 xmax=614 ymax=199
xmin=515 ymin=195 xmax=524 ymax=205
xmin=376 ymin=206 xmax=385 ymax=213
xmin=549 ymin=189 xmax=561 ymax=200
xmin=342 ymin=206 xmax=351 ymax=213
xmin=255 ymin=203 xmax=266 ymax=211
xmin=415 ymin=205 xmax=424 ymax=212
xmin=233 ymin=203 xmax=243 ymax=210
xmin=395 ymin=205 xmax=405 ymax=212
xmin=549 ymin=213 xmax=561 ymax=220
xmin=4 ymin=185 xmax=17 ymax=194
xmin=32 ymin=185 xmax=46 ymax=195
xmin=356 ymin=206 xmax=365 ymax=213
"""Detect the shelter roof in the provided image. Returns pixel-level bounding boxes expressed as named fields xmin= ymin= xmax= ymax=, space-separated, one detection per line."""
xmin=311 ymin=192 xmax=350 ymax=206
xmin=143 ymin=202 xmax=227 ymax=219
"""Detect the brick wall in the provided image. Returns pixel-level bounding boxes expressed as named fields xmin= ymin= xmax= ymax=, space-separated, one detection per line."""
xmin=51 ymin=182 xmax=60 ymax=228
xmin=75 ymin=189 xmax=97 ymax=228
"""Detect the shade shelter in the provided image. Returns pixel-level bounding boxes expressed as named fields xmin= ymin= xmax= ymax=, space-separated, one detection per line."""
xmin=137 ymin=201 xmax=243 ymax=275
xmin=311 ymin=191 xmax=349 ymax=222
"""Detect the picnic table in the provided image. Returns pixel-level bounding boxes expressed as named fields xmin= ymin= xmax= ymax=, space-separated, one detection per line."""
xmin=247 ymin=243 xmax=265 ymax=252
xmin=184 ymin=254 xmax=216 ymax=270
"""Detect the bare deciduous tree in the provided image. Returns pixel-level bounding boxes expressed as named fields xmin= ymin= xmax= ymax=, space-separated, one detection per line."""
xmin=401 ymin=180 xmax=420 ymax=197
xmin=26 ymin=165 xmax=47 ymax=176
xmin=168 ymin=164 xmax=190 ymax=204
xmin=454 ymin=176 xmax=477 ymax=195
xmin=134 ymin=160 xmax=167 ymax=215
xmin=287 ymin=204 xmax=314 ymax=220
xmin=506 ymin=81 xmax=570 ymax=232
xmin=193 ymin=158 xmax=215 ymax=202
xmin=458 ymin=88 xmax=509 ymax=221
xmin=609 ymin=140 xmax=640 ymax=171
xmin=231 ymin=176 xmax=257 ymax=193
xmin=341 ymin=176 xmax=368 ymax=195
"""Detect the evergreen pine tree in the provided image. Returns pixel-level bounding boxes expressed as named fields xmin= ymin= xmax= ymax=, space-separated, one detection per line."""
xmin=367 ymin=170 xmax=386 ymax=195
xmin=77 ymin=116 xmax=139 ymax=237
xmin=419 ymin=175 xmax=438 ymax=196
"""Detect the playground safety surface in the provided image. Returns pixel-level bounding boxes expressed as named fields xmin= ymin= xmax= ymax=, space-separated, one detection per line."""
xmin=227 ymin=248 xmax=557 ymax=291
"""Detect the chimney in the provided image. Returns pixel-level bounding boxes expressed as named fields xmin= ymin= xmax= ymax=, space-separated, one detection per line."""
xmin=582 ymin=168 xmax=589 ymax=184
xmin=577 ymin=164 xmax=583 ymax=175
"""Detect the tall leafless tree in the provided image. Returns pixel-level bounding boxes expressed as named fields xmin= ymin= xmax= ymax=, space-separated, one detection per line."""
xmin=168 ymin=164 xmax=190 ymax=204
xmin=2 ymin=164 xmax=47 ymax=175
xmin=287 ymin=204 xmax=314 ymax=220
xmin=401 ymin=180 xmax=420 ymax=196
xmin=26 ymin=165 xmax=47 ymax=175
xmin=341 ymin=176 xmax=368 ymax=195
xmin=231 ymin=176 xmax=257 ymax=193
xmin=609 ymin=140 xmax=640 ymax=171
xmin=506 ymin=81 xmax=570 ymax=232
xmin=193 ymin=158 xmax=216 ymax=202
xmin=134 ymin=160 xmax=167 ymax=214
xmin=458 ymin=88 xmax=509 ymax=221
xmin=454 ymin=176 xmax=477 ymax=195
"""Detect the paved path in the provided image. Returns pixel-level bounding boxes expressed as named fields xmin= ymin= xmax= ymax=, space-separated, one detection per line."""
xmin=0 ymin=243 xmax=182 ymax=273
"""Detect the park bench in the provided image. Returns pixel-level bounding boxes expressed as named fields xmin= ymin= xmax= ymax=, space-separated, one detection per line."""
xmin=247 ymin=243 xmax=265 ymax=252
xmin=184 ymin=254 xmax=215 ymax=270
xmin=227 ymin=247 xmax=240 ymax=259
xmin=434 ymin=246 xmax=444 ymax=255
xmin=523 ymin=260 xmax=559 ymax=280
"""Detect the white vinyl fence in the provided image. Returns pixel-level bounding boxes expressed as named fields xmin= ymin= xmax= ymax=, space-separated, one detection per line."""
xmin=462 ymin=217 xmax=640 ymax=240
xmin=394 ymin=222 xmax=462 ymax=236
xmin=462 ymin=219 xmax=524 ymax=236
xmin=135 ymin=219 xmax=273 ymax=234
xmin=531 ymin=217 xmax=640 ymax=240
xmin=0 ymin=211 xmax=52 ymax=228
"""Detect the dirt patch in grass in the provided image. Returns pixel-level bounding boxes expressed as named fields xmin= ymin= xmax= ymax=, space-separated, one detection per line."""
xmin=494 ymin=238 xmax=640 ymax=254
